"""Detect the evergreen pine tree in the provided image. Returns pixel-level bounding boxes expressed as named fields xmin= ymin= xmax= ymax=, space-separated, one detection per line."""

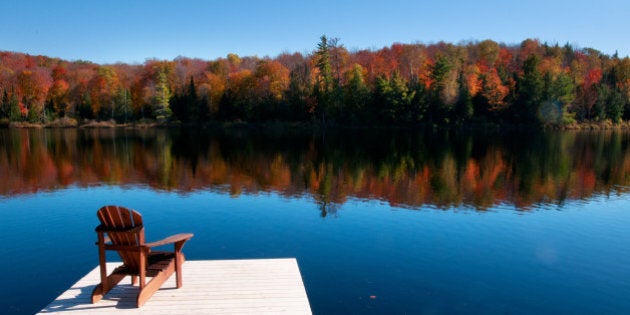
xmin=186 ymin=76 xmax=199 ymax=122
xmin=514 ymin=55 xmax=544 ymax=123
xmin=454 ymin=71 xmax=473 ymax=124
xmin=315 ymin=35 xmax=334 ymax=124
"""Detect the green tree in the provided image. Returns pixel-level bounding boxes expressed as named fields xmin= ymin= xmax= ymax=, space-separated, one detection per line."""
xmin=408 ymin=79 xmax=429 ymax=123
xmin=286 ymin=62 xmax=313 ymax=121
xmin=343 ymin=64 xmax=370 ymax=124
xmin=428 ymin=55 xmax=453 ymax=123
xmin=514 ymin=55 xmax=544 ymax=123
xmin=593 ymin=84 xmax=609 ymax=121
xmin=152 ymin=70 xmax=172 ymax=122
xmin=373 ymin=72 xmax=414 ymax=124
xmin=552 ymin=72 xmax=575 ymax=106
xmin=607 ymin=88 xmax=625 ymax=123
xmin=186 ymin=76 xmax=200 ymax=122
xmin=316 ymin=35 xmax=333 ymax=93
xmin=453 ymin=71 xmax=473 ymax=124
xmin=113 ymin=88 xmax=132 ymax=123
xmin=595 ymin=84 xmax=626 ymax=123
xmin=170 ymin=90 xmax=185 ymax=122
xmin=315 ymin=35 xmax=334 ymax=124
xmin=9 ymin=94 xmax=22 ymax=121
xmin=540 ymin=71 xmax=576 ymax=125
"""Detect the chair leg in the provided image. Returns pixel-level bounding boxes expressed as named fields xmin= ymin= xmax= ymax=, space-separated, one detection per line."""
xmin=131 ymin=275 xmax=138 ymax=285
xmin=136 ymin=259 xmax=175 ymax=307
xmin=174 ymin=242 xmax=186 ymax=288
xmin=91 ymin=273 xmax=126 ymax=303
xmin=175 ymin=253 xmax=183 ymax=288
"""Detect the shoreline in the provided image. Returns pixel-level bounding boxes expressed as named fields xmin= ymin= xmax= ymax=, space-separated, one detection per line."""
xmin=2 ymin=118 xmax=630 ymax=131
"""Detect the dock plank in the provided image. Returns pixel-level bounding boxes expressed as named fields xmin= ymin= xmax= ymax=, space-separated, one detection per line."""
xmin=39 ymin=259 xmax=311 ymax=314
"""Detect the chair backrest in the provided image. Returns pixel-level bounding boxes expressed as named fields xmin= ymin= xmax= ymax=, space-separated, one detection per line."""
xmin=96 ymin=205 xmax=145 ymax=272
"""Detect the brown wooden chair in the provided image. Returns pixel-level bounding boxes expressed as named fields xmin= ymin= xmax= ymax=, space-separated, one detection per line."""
xmin=91 ymin=205 xmax=193 ymax=307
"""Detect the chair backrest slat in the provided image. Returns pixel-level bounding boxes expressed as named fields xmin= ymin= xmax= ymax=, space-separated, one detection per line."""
xmin=97 ymin=205 xmax=145 ymax=273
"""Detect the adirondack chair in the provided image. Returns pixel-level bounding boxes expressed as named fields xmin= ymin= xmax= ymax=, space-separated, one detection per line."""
xmin=91 ymin=205 xmax=193 ymax=307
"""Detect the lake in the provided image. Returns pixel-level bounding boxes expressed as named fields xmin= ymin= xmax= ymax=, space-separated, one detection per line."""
xmin=1 ymin=127 xmax=630 ymax=314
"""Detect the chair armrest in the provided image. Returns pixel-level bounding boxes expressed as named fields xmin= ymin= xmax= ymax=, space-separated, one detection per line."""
xmin=95 ymin=225 xmax=144 ymax=245
xmin=145 ymin=233 xmax=193 ymax=248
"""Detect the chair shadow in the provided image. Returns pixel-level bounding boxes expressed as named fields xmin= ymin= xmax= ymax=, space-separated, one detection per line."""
xmin=39 ymin=282 xmax=140 ymax=312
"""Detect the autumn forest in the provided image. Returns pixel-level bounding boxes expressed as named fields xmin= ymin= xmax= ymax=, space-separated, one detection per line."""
xmin=1 ymin=37 xmax=630 ymax=128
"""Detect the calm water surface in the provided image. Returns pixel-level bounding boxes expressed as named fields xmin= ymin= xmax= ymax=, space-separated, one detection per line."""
xmin=1 ymin=128 xmax=630 ymax=314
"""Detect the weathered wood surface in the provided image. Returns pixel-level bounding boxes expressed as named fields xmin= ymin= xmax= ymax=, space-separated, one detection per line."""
xmin=39 ymin=259 xmax=312 ymax=314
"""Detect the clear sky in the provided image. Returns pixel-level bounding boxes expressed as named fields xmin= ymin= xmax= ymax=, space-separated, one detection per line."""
xmin=2 ymin=0 xmax=628 ymax=64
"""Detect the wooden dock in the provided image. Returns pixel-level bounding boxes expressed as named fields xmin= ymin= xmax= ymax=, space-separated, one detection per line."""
xmin=39 ymin=259 xmax=311 ymax=314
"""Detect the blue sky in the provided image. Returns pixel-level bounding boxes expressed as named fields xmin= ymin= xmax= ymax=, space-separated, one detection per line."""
xmin=2 ymin=0 xmax=628 ymax=64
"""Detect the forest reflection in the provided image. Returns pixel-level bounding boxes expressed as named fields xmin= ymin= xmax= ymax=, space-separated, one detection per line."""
xmin=1 ymin=128 xmax=629 ymax=213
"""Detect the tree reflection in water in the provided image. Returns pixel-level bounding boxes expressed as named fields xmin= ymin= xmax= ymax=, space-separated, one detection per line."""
xmin=1 ymin=127 xmax=629 ymax=211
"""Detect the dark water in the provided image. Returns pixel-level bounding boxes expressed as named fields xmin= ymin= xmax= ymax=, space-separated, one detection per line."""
xmin=1 ymin=128 xmax=630 ymax=314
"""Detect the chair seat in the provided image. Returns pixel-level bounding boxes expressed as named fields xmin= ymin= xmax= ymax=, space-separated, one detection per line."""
xmin=111 ymin=252 xmax=178 ymax=278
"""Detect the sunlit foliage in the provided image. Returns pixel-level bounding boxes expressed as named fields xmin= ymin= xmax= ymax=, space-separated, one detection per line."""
xmin=0 ymin=38 xmax=629 ymax=126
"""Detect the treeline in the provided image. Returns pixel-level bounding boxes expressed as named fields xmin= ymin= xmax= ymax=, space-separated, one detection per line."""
xmin=1 ymin=37 xmax=630 ymax=127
